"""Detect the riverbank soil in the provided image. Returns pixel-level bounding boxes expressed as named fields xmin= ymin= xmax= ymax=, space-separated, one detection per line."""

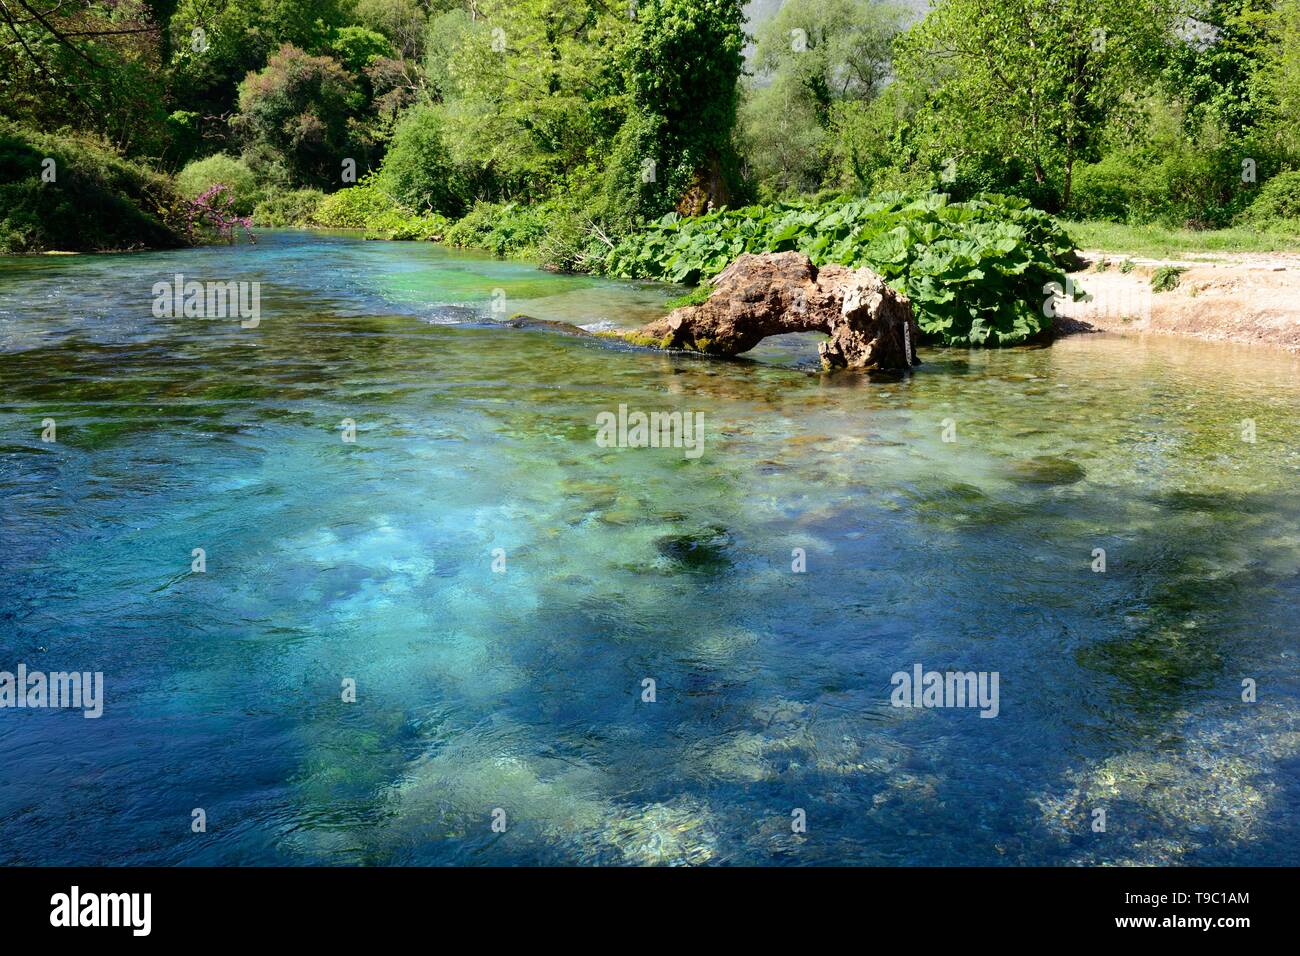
xmin=1056 ymin=250 xmax=1300 ymax=351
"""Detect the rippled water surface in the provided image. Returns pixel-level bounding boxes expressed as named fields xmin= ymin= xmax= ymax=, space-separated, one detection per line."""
xmin=2 ymin=230 xmax=1298 ymax=865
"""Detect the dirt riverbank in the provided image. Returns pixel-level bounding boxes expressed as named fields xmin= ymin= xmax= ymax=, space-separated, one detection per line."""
xmin=1054 ymin=250 xmax=1300 ymax=352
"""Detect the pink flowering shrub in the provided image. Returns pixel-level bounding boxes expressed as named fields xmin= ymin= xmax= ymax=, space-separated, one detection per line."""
xmin=184 ymin=184 xmax=256 ymax=245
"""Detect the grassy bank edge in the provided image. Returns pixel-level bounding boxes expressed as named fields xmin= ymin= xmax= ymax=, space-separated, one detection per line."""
xmin=1062 ymin=220 xmax=1300 ymax=258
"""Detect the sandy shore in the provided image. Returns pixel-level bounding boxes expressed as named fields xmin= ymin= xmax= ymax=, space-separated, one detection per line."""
xmin=1054 ymin=250 xmax=1300 ymax=351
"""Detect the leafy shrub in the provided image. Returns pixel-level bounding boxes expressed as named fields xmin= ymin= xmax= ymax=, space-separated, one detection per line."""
xmin=364 ymin=208 xmax=450 ymax=241
xmin=376 ymin=105 xmax=468 ymax=217
xmin=1070 ymin=153 xmax=1138 ymax=223
xmin=0 ymin=122 xmax=186 ymax=254
xmin=593 ymin=191 xmax=1078 ymax=346
xmin=313 ymin=175 xmax=399 ymax=228
xmin=1151 ymin=266 xmax=1185 ymax=292
xmin=274 ymin=171 xmax=448 ymax=240
xmin=443 ymin=201 xmax=550 ymax=258
xmin=252 ymin=189 xmax=325 ymax=226
xmin=1071 ymin=136 xmax=1261 ymax=228
xmin=1240 ymin=170 xmax=1300 ymax=224
xmin=176 ymin=154 xmax=262 ymax=216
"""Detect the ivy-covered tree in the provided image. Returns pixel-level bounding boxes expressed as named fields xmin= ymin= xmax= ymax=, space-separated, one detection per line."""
xmin=608 ymin=0 xmax=748 ymax=222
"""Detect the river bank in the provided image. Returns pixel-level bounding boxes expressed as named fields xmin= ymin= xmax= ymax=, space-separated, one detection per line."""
xmin=1058 ymin=250 xmax=1300 ymax=352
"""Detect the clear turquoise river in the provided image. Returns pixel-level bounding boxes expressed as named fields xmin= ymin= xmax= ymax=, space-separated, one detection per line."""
xmin=1 ymin=230 xmax=1298 ymax=865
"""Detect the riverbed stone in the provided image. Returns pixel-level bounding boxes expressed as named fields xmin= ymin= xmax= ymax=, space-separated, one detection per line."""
xmin=1008 ymin=456 xmax=1087 ymax=486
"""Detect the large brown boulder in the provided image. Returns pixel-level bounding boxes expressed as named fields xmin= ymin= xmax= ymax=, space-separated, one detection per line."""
xmin=616 ymin=252 xmax=919 ymax=371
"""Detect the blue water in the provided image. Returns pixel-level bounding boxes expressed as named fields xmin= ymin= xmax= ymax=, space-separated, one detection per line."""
xmin=2 ymin=230 xmax=1298 ymax=865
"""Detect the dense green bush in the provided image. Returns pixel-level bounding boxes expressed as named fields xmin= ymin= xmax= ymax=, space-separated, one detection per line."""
xmin=1069 ymin=154 xmax=1137 ymax=223
xmin=594 ymin=191 xmax=1077 ymax=346
xmin=363 ymin=208 xmax=451 ymax=241
xmin=1240 ymin=169 xmax=1300 ymax=224
xmin=176 ymin=154 xmax=262 ymax=216
xmin=251 ymin=188 xmax=325 ymax=226
xmin=0 ymin=122 xmax=186 ymax=254
xmin=376 ymin=105 xmax=468 ymax=217
xmin=255 ymin=177 xmax=447 ymax=240
xmin=312 ymin=175 xmax=398 ymax=227
xmin=443 ymin=201 xmax=551 ymax=258
xmin=1070 ymin=136 xmax=1265 ymax=229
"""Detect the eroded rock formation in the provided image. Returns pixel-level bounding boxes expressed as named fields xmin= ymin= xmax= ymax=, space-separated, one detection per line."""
xmin=617 ymin=252 xmax=920 ymax=371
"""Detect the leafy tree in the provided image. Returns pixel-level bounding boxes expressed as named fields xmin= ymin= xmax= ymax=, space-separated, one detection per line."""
xmin=742 ymin=0 xmax=906 ymax=196
xmin=233 ymin=43 xmax=361 ymax=187
xmin=443 ymin=0 xmax=631 ymax=201
xmin=737 ymin=72 xmax=827 ymax=197
xmin=825 ymin=83 xmax=915 ymax=194
xmin=752 ymin=0 xmax=906 ymax=123
xmin=1160 ymin=0 xmax=1274 ymax=138
xmin=352 ymin=0 xmax=429 ymax=59
xmin=376 ymin=103 xmax=467 ymax=215
xmin=423 ymin=7 xmax=472 ymax=102
xmin=330 ymin=25 xmax=394 ymax=73
xmin=167 ymin=0 xmax=350 ymax=150
xmin=609 ymin=0 xmax=747 ymax=220
xmin=0 ymin=0 xmax=171 ymax=157
xmin=895 ymin=0 xmax=1176 ymax=210
xmin=1250 ymin=0 xmax=1300 ymax=158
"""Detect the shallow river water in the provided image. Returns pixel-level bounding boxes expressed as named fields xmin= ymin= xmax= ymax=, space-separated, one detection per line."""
xmin=1 ymin=230 xmax=1298 ymax=865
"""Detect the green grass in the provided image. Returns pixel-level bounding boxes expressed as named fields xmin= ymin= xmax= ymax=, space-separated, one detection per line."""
xmin=664 ymin=284 xmax=714 ymax=309
xmin=1059 ymin=219 xmax=1300 ymax=258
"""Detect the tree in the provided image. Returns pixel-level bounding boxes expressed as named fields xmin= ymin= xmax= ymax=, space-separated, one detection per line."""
xmin=611 ymin=0 xmax=747 ymax=219
xmin=330 ymin=25 xmax=394 ymax=74
xmin=352 ymin=0 xmax=428 ymax=60
xmin=0 ymin=0 xmax=171 ymax=157
xmin=752 ymin=0 xmax=906 ymax=123
xmin=1249 ymin=0 xmax=1300 ymax=158
xmin=737 ymin=72 xmax=827 ymax=196
xmin=376 ymin=103 xmax=467 ymax=215
xmin=742 ymin=0 xmax=906 ymax=196
xmin=233 ymin=43 xmax=361 ymax=187
xmin=894 ymin=0 xmax=1176 ymax=210
xmin=167 ymin=0 xmax=350 ymax=153
xmin=442 ymin=0 xmax=632 ymax=201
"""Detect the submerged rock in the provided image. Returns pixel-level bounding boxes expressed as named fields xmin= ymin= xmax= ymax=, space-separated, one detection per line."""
xmin=503 ymin=314 xmax=593 ymax=336
xmin=614 ymin=252 xmax=920 ymax=371
xmin=655 ymin=525 xmax=734 ymax=570
xmin=1009 ymin=456 xmax=1087 ymax=486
